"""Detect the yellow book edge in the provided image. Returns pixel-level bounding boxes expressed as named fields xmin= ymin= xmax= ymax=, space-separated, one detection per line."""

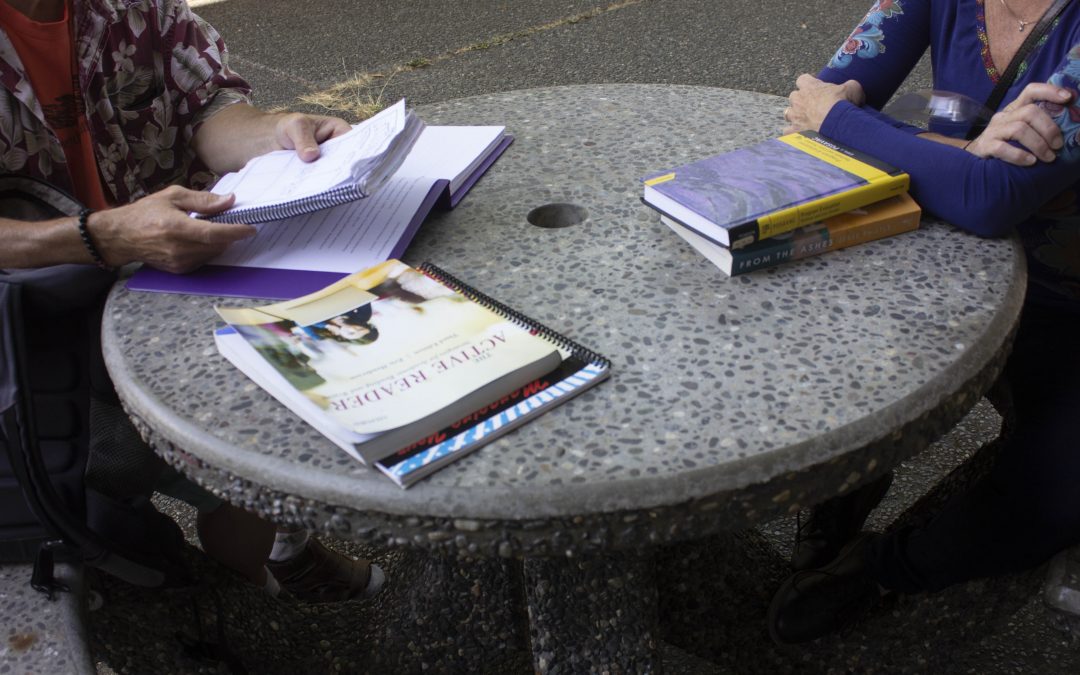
xmin=752 ymin=173 xmax=911 ymax=243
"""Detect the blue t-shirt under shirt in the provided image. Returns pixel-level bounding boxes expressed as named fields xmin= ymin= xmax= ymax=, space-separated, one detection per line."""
xmin=816 ymin=0 xmax=1080 ymax=310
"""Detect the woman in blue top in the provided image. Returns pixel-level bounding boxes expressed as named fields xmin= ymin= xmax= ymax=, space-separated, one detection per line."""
xmin=768 ymin=0 xmax=1080 ymax=645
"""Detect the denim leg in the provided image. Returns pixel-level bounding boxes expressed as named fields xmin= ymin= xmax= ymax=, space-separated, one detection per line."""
xmin=869 ymin=304 xmax=1080 ymax=593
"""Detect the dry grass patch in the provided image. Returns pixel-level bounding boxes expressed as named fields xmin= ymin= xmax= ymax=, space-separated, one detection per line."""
xmin=294 ymin=0 xmax=648 ymax=120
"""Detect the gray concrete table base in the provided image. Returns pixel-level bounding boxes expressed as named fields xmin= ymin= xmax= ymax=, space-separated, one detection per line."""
xmin=656 ymin=531 xmax=790 ymax=669
xmin=89 ymin=544 xmax=533 ymax=673
xmin=525 ymin=553 xmax=660 ymax=674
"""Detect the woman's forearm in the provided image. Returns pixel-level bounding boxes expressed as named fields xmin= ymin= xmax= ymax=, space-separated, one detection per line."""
xmin=821 ymin=101 xmax=1074 ymax=235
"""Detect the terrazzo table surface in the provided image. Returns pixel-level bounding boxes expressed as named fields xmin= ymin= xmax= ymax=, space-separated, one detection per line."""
xmin=102 ymin=84 xmax=1025 ymax=557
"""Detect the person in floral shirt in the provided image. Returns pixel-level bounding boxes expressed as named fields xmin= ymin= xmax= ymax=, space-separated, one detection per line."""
xmin=0 ymin=0 xmax=351 ymax=272
xmin=0 ymin=0 xmax=384 ymax=602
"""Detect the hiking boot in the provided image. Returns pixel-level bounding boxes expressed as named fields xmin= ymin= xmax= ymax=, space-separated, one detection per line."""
xmin=791 ymin=471 xmax=894 ymax=570
xmin=267 ymin=537 xmax=385 ymax=603
xmin=769 ymin=533 xmax=889 ymax=645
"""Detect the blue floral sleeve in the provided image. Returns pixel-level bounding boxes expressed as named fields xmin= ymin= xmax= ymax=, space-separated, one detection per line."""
xmin=817 ymin=0 xmax=932 ymax=109
xmin=820 ymin=35 xmax=1080 ymax=236
xmin=1043 ymin=44 xmax=1080 ymax=162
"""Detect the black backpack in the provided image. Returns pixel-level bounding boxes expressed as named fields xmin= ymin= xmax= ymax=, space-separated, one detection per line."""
xmin=0 ymin=175 xmax=188 ymax=595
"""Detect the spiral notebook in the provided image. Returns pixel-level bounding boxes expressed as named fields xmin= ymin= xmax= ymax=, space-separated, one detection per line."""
xmin=373 ymin=263 xmax=613 ymax=487
xmin=208 ymin=99 xmax=425 ymax=225
xmin=213 ymin=260 xmax=611 ymax=487
xmin=127 ymin=125 xmax=513 ymax=299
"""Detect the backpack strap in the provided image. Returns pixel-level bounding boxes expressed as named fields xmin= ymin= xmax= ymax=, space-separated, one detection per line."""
xmin=0 ymin=176 xmax=187 ymax=590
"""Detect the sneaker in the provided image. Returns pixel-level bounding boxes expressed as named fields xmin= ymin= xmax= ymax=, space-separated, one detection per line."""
xmin=267 ymin=538 xmax=385 ymax=603
xmin=768 ymin=533 xmax=887 ymax=645
xmin=791 ymin=471 xmax=894 ymax=570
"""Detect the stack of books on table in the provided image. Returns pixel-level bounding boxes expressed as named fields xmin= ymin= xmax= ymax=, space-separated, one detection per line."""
xmin=641 ymin=130 xmax=922 ymax=276
xmin=214 ymin=260 xmax=611 ymax=488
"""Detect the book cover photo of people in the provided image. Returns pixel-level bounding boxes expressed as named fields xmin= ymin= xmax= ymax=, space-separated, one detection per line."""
xmin=215 ymin=260 xmax=559 ymax=435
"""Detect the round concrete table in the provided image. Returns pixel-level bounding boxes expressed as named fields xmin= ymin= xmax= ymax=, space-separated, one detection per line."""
xmin=102 ymin=84 xmax=1025 ymax=672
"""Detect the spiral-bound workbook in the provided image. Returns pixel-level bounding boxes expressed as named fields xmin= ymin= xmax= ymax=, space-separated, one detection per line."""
xmin=128 ymin=124 xmax=513 ymax=299
xmin=213 ymin=260 xmax=610 ymax=486
xmin=209 ymin=99 xmax=425 ymax=225
xmin=374 ymin=263 xmax=612 ymax=487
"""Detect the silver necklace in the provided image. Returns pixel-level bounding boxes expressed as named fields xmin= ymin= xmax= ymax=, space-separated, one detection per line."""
xmin=999 ymin=0 xmax=1035 ymax=31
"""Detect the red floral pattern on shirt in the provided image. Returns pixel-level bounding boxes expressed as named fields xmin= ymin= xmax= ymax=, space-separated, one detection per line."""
xmin=0 ymin=0 xmax=251 ymax=205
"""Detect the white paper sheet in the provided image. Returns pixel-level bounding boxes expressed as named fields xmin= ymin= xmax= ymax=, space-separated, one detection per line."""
xmin=211 ymin=100 xmax=408 ymax=210
xmin=212 ymin=174 xmax=435 ymax=272
xmin=209 ymin=125 xmax=507 ymax=272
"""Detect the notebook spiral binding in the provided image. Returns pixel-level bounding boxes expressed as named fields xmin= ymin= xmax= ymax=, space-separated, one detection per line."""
xmin=210 ymin=184 xmax=367 ymax=224
xmin=418 ymin=262 xmax=611 ymax=369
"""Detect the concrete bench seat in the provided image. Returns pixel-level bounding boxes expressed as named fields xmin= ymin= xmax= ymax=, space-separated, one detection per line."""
xmin=0 ymin=562 xmax=94 ymax=674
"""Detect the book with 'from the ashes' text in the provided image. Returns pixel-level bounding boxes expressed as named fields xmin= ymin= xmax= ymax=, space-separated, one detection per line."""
xmin=662 ymin=192 xmax=922 ymax=276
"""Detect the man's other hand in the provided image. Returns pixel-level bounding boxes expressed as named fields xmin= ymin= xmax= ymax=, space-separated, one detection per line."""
xmin=90 ymin=186 xmax=255 ymax=273
xmin=193 ymin=104 xmax=353 ymax=173
xmin=274 ymin=113 xmax=352 ymax=162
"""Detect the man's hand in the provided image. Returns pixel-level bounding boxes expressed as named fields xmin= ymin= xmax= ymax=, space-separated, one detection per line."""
xmin=274 ymin=112 xmax=352 ymax=163
xmin=90 ymin=186 xmax=255 ymax=273
xmin=193 ymin=104 xmax=352 ymax=173
xmin=784 ymin=75 xmax=865 ymax=134
xmin=965 ymin=83 xmax=1073 ymax=165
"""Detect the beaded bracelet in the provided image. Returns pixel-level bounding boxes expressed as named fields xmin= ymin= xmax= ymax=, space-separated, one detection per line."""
xmin=76 ymin=208 xmax=112 ymax=271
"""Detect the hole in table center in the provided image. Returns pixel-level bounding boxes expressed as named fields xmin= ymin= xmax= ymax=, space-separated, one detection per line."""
xmin=527 ymin=203 xmax=588 ymax=228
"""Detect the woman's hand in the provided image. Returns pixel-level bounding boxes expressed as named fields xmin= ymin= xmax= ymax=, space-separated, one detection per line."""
xmin=784 ymin=74 xmax=865 ymax=134
xmin=965 ymin=83 xmax=1073 ymax=165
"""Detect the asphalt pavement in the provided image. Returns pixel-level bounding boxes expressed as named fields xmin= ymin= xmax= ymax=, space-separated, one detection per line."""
xmin=189 ymin=0 xmax=931 ymax=112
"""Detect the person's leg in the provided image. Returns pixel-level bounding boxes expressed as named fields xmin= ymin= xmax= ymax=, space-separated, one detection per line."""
xmin=197 ymin=502 xmax=278 ymax=587
xmin=790 ymin=470 xmax=894 ymax=570
xmin=91 ymin=322 xmax=380 ymax=598
xmin=770 ymin=304 xmax=1080 ymax=643
xmin=870 ymin=304 xmax=1080 ymax=591
xmin=154 ymin=467 xmax=276 ymax=588
xmin=868 ymin=300 xmax=1080 ymax=587
xmin=156 ymin=469 xmax=383 ymax=600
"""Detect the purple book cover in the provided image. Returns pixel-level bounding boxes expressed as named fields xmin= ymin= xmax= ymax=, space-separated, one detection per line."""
xmin=444 ymin=135 xmax=514 ymax=209
xmin=643 ymin=133 xmax=891 ymax=230
xmin=125 ymin=135 xmax=511 ymax=301
xmin=125 ymin=183 xmax=442 ymax=300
